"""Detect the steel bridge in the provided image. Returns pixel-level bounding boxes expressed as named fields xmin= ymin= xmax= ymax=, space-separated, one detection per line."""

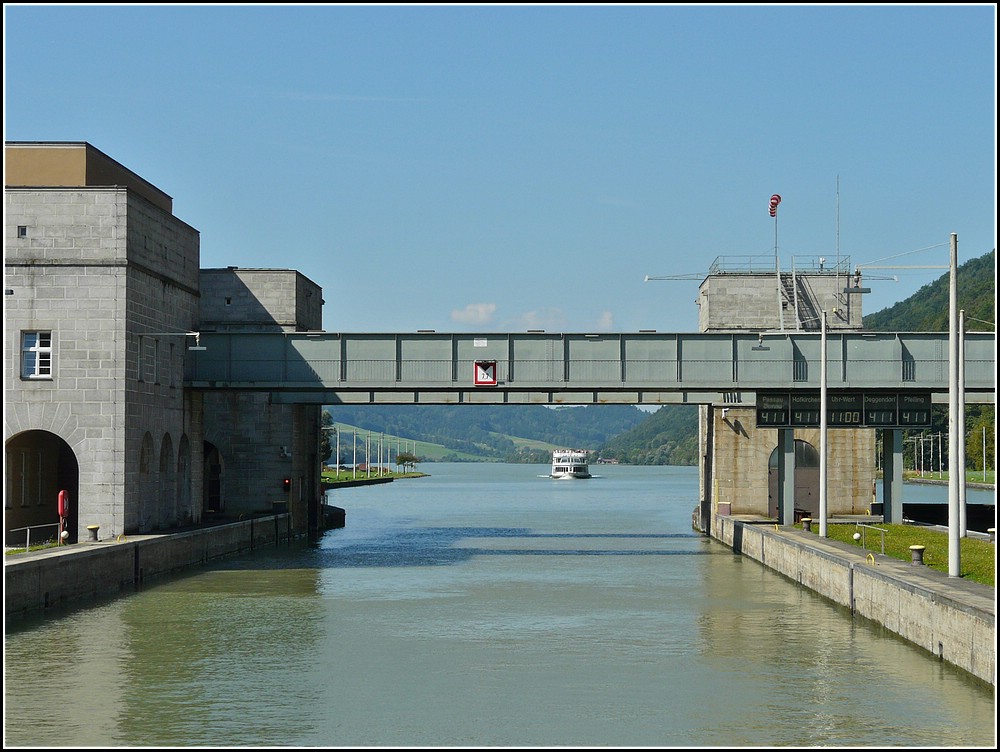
xmin=185 ymin=330 xmax=995 ymax=405
xmin=185 ymin=328 xmax=994 ymax=529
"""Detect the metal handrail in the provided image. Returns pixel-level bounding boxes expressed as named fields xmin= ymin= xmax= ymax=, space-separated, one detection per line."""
xmin=856 ymin=522 xmax=887 ymax=554
xmin=8 ymin=522 xmax=60 ymax=550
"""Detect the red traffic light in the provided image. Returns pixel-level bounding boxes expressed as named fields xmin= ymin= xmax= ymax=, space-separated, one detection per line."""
xmin=282 ymin=478 xmax=291 ymax=491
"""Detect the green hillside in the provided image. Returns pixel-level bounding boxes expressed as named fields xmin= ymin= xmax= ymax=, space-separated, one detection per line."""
xmin=322 ymin=404 xmax=648 ymax=464
xmin=863 ymin=248 xmax=995 ymax=332
xmin=862 ymin=248 xmax=995 ymax=472
xmin=596 ymin=405 xmax=700 ymax=465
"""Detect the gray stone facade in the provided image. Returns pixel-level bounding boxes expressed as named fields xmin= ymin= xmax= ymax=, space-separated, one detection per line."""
xmin=5 ymin=184 xmax=201 ymax=540
xmin=5 ymin=143 xmax=324 ymax=545
xmin=197 ymin=268 xmax=324 ymax=532
xmin=696 ymin=267 xmax=865 ymax=332
xmin=695 ymin=259 xmax=875 ymax=526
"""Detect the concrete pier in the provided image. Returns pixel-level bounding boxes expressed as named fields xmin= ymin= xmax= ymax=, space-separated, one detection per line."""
xmin=5 ymin=514 xmax=294 ymax=620
xmin=712 ymin=514 xmax=995 ymax=686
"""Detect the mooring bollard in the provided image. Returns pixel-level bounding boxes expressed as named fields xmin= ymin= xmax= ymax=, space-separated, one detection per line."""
xmin=86 ymin=524 xmax=100 ymax=542
xmin=801 ymin=518 xmax=812 ymax=532
xmin=909 ymin=544 xmax=925 ymax=566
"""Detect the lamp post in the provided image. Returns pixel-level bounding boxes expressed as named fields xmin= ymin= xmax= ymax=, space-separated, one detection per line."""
xmin=819 ymin=310 xmax=828 ymax=537
xmin=857 ymin=235 xmax=961 ymax=576
xmin=947 ymin=233 xmax=959 ymax=576
xmin=958 ymin=309 xmax=966 ymax=536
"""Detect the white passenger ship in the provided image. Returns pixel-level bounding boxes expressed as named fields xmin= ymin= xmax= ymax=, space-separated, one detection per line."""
xmin=549 ymin=449 xmax=592 ymax=479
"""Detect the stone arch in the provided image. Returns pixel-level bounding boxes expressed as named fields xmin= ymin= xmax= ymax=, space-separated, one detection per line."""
xmin=138 ymin=432 xmax=155 ymax=533
xmin=177 ymin=434 xmax=192 ymax=526
xmin=158 ymin=433 xmax=175 ymax=530
xmin=203 ymin=441 xmax=224 ymax=516
xmin=4 ymin=430 xmax=79 ymax=546
xmin=767 ymin=439 xmax=820 ymax=518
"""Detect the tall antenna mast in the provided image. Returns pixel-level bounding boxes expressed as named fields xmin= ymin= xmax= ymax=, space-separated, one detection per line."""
xmin=836 ymin=175 xmax=841 ymax=271
xmin=770 ymin=193 xmax=783 ymax=330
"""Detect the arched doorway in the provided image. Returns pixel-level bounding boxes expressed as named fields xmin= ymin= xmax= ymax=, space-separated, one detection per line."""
xmin=159 ymin=433 xmax=175 ymax=530
xmin=177 ymin=434 xmax=192 ymax=526
xmin=203 ymin=442 xmax=224 ymax=516
xmin=5 ymin=431 xmax=79 ymax=546
xmin=767 ymin=440 xmax=820 ymax=519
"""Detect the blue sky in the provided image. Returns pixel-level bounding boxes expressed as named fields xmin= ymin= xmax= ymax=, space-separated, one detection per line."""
xmin=4 ymin=4 xmax=996 ymax=334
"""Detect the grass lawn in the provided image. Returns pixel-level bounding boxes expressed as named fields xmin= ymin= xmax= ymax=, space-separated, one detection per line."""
xmin=321 ymin=469 xmax=427 ymax=483
xmin=813 ymin=523 xmax=995 ymax=587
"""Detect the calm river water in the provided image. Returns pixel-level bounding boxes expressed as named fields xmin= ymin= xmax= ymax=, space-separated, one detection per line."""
xmin=4 ymin=463 xmax=995 ymax=747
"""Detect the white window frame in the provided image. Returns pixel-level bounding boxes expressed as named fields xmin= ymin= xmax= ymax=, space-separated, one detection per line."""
xmin=21 ymin=331 xmax=53 ymax=380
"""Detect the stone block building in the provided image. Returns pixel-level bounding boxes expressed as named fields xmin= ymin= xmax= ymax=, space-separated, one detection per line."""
xmin=198 ymin=267 xmax=324 ymax=533
xmin=694 ymin=255 xmax=876 ymax=528
xmin=4 ymin=142 xmax=323 ymax=544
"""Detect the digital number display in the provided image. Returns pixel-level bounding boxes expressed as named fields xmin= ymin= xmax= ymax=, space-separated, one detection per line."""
xmin=792 ymin=410 xmax=820 ymax=425
xmin=755 ymin=391 xmax=932 ymax=428
xmin=829 ymin=411 xmax=863 ymax=425
xmin=900 ymin=410 xmax=930 ymax=425
xmin=865 ymin=410 xmax=897 ymax=425
xmin=790 ymin=394 xmax=820 ymax=426
xmin=756 ymin=410 xmax=789 ymax=426
xmin=864 ymin=394 xmax=898 ymax=426
xmin=828 ymin=393 xmax=864 ymax=426
xmin=898 ymin=393 xmax=932 ymax=427
xmin=756 ymin=393 xmax=789 ymax=427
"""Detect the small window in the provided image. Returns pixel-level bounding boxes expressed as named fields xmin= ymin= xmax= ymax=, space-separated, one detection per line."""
xmin=17 ymin=226 xmax=28 ymax=238
xmin=22 ymin=331 xmax=53 ymax=379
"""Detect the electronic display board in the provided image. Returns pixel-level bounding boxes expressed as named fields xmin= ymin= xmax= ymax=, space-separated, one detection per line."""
xmin=898 ymin=393 xmax=932 ymax=426
xmin=755 ymin=391 xmax=932 ymax=428
xmin=789 ymin=393 xmax=820 ymax=427
xmin=827 ymin=392 xmax=864 ymax=426
xmin=863 ymin=393 xmax=898 ymax=426
xmin=755 ymin=393 xmax=789 ymax=426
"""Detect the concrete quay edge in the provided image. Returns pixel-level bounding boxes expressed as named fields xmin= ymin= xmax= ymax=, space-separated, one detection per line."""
xmin=711 ymin=514 xmax=996 ymax=687
xmin=4 ymin=514 xmax=296 ymax=620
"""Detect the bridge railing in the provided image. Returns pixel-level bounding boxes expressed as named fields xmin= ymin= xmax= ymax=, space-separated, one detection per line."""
xmin=188 ymin=355 xmax=994 ymax=392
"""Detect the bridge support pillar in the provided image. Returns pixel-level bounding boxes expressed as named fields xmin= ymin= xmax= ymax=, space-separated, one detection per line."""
xmin=777 ymin=429 xmax=796 ymax=526
xmin=882 ymin=429 xmax=904 ymax=523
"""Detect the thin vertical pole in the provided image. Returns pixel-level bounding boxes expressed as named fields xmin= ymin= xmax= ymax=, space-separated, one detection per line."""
xmin=819 ymin=310 xmax=828 ymax=538
xmin=958 ymin=309 xmax=967 ymax=536
xmin=775 ymin=218 xmax=785 ymax=331
xmin=947 ymin=233 xmax=960 ymax=577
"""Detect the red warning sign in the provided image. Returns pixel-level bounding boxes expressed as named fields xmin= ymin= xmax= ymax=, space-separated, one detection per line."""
xmin=474 ymin=360 xmax=497 ymax=386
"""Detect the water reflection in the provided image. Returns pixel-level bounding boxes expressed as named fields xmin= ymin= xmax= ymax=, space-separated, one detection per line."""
xmin=5 ymin=464 xmax=995 ymax=748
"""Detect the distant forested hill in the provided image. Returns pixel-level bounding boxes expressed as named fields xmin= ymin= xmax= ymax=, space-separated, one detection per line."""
xmin=862 ymin=247 xmax=995 ymax=472
xmin=595 ymin=405 xmax=700 ymax=466
xmin=322 ymin=404 xmax=649 ymax=463
xmin=863 ymin=248 xmax=995 ymax=332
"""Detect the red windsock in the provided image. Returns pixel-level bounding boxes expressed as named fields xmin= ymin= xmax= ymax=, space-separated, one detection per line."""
xmin=769 ymin=194 xmax=781 ymax=218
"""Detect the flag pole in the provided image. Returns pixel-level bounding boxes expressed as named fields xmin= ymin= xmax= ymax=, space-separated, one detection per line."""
xmin=770 ymin=194 xmax=783 ymax=330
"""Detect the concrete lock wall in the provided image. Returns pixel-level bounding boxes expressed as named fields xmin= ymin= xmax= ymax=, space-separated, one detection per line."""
xmin=4 ymin=515 xmax=293 ymax=620
xmin=711 ymin=515 xmax=996 ymax=686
